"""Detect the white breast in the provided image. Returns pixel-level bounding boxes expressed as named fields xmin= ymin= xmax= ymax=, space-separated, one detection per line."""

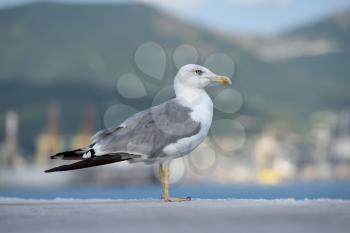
xmin=161 ymin=90 xmax=213 ymax=162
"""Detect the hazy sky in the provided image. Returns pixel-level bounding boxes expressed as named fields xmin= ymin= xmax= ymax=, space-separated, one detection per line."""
xmin=1 ymin=0 xmax=350 ymax=35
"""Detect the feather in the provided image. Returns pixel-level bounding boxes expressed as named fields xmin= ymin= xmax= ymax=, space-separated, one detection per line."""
xmin=45 ymin=154 xmax=131 ymax=172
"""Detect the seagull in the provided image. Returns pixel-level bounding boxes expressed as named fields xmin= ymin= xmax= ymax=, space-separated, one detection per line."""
xmin=45 ymin=64 xmax=231 ymax=202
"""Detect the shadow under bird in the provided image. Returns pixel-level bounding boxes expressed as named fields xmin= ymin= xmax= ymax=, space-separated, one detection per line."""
xmin=46 ymin=64 xmax=232 ymax=202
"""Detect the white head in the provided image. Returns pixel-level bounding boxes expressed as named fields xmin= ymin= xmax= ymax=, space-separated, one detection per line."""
xmin=174 ymin=64 xmax=231 ymax=89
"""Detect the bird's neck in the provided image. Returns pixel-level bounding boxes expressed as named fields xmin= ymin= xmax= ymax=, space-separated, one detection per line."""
xmin=174 ymin=81 xmax=213 ymax=115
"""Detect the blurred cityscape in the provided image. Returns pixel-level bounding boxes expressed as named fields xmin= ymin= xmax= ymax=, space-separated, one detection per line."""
xmin=0 ymin=2 xmax=349 ymax=188
xmin=1 ymin=103 xmax=349 ymax=187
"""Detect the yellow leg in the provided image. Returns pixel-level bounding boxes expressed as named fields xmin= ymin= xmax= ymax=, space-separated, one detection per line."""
xmin=159 ymin=163 xmax=191 ymax=202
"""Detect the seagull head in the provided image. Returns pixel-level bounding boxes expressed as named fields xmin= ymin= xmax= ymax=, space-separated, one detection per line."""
xmin=175 ymin=64 xmax=232 ymax=89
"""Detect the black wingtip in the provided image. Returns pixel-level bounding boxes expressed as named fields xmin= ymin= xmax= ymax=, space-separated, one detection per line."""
xmin=44 ymin=168 xmax=56 ymax=173
xmin=44 ymin=154 xmax=132 ymax=173
xmin=45 ymin=165 xmax=66 ymax=173
xmin=50 ymin=152 xmax=64 ymax=160
xmin=49 ymin=149 xmax=86 ymax=160
xmin=45 ymin=164 xmax=68 ymax=173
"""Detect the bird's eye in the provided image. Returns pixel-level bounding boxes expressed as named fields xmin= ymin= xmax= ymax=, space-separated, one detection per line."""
xmin=194 ymin=69 xmax=203 ymax=75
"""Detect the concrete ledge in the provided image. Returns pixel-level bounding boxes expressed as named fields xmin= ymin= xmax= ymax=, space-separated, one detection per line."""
xmin=1 ymin=198 xmax=350 ymax=233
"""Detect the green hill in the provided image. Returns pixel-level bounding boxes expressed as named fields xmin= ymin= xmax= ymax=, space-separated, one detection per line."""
xmin=277 ymin=10 xmax=350 ymax=111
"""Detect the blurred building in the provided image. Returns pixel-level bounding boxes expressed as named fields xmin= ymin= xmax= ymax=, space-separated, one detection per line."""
xmin=35 ymin=102 xmax=64 ymax=167
xmin=330 ymin=110 xmax=350 ymax=180
xmin=299 ymin=112 xmax=336 ymax=181
xmin=0 ymin=111 xmax=26 ymax=169
xmin=253 ymin=126 xmax=296 ymax=184
xmin=70 ymin=104 xmax=96 ymax=149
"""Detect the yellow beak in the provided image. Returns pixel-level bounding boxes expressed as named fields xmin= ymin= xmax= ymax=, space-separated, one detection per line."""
xmin=210 ymin=76 xmax=232 ymax=85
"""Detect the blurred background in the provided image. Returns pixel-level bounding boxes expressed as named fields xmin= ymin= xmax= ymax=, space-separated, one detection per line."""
xmin=0 ymin=0 xmax=350 ymax=199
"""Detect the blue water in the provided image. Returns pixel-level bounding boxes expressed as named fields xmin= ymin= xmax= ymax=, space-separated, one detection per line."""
xmin=1 ymin=182 xmax=350 ymax=200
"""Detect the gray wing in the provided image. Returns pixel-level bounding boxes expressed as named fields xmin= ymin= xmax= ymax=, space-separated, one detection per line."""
xmin=91 ymin=99 xmax=201 ymax=160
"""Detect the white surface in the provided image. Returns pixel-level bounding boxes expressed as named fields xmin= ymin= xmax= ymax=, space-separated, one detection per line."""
xmin=1 ymin=198 xmax=350 ymax=233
